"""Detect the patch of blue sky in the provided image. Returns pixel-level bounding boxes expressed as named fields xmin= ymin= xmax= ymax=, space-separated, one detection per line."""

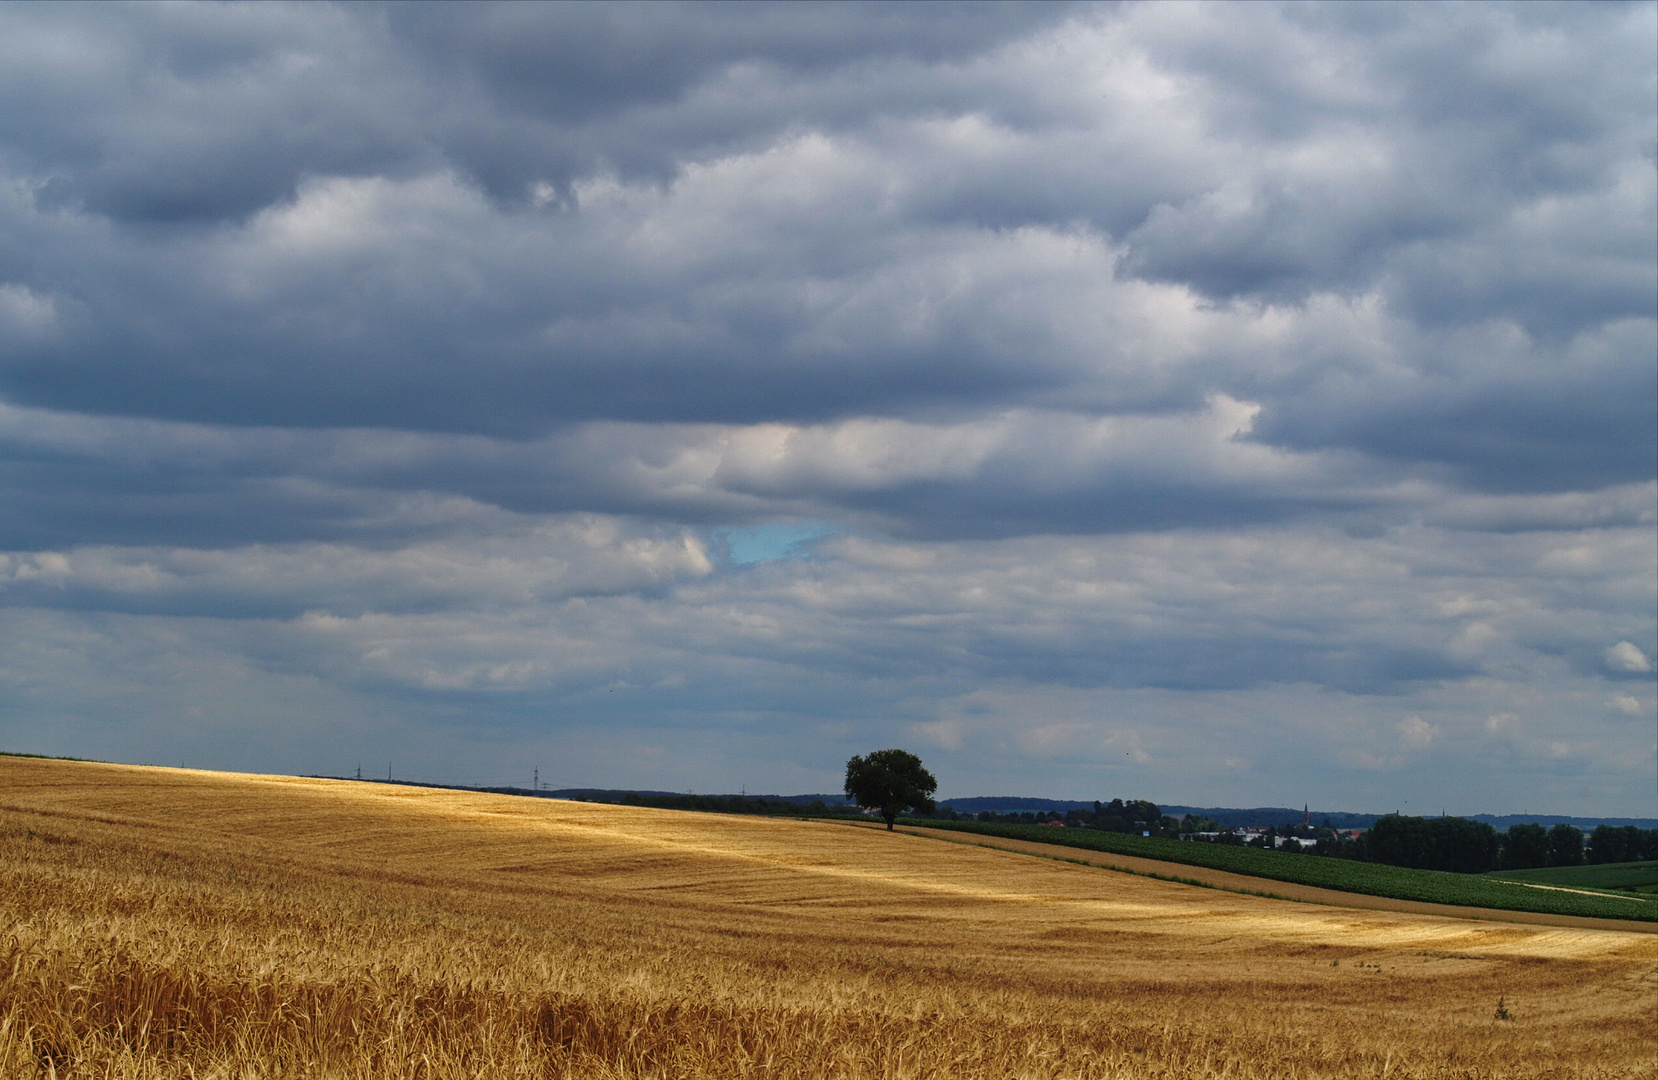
xmin=715 ymin=521 xmax=840 ymax=565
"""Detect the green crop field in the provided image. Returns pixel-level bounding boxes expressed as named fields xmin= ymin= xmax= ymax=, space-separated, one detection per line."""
xmin=1487 ymin=861 xmax=1658 ymax=895
xmin=905 ymin=820 xmax=1658 ymax=922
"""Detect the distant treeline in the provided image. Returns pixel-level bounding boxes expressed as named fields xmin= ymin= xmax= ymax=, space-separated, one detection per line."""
xmin=1309 ymin=817 xmax=1657 ymax=873
xmin=561 ymin=790 xmax=860 ymax=818
xmin=936 ymin=799 xmax=1356 ymax=840
xmin=924 ymin=800 xmax=1657 ymax=875
xmin=932 ymin=799 xmax=1184 ymax=835
xmin=935 ymin=796 xmax=1656 ymax=832
xmin=939 ymin=798 xmax=1377 ymax=830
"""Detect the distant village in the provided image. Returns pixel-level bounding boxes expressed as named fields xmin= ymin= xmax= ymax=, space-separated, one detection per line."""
xmin=927 ymin=797 xmax=1657 ymax=872
xmin=932 ymin=798 xmax=1356 ymax=851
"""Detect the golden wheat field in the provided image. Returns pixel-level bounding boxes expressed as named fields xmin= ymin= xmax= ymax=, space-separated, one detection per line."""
xmin=0 ymin=757 xmax=1651 ymax=1079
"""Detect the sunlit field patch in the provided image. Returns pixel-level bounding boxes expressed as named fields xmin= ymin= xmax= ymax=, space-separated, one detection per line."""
xmin=1 ymin=757 xmax=1652 ymax=1078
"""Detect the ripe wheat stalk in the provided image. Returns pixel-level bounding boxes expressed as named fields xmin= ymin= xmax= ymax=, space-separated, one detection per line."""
xmin=0 ymin=759 xmax=1651 ymax=1078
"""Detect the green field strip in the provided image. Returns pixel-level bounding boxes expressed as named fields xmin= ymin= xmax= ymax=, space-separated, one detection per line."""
xmin=900 ymin=819 xmax=1658 ymax=923
xmin=1485 ymin=861 xmax=1657 ymax=893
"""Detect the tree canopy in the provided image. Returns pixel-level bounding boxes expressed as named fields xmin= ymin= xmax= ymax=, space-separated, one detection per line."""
xmin=1366 ymin=814 xmax=1499 ymax=874
xmin=844 ymin=749 xmax=937 ymax=831
xmin=1501 ymin=822 xmax=1550 ymax=870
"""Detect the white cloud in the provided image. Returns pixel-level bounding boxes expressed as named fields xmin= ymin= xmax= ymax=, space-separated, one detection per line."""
xmin=1397 ymin=715 xmax=1439 ymax=750
xmin=0 ymin=520 xmax=714 ymax=613
xmin=1608 ymin=694 xmax=1645 ymax=717
xmin=910 ymin=718 xmax=969 ymax=752
xmin=1605 ymin=641 xmax=1653 ymax=673
xmin=0 ymin=283 xmax=57 ymax=338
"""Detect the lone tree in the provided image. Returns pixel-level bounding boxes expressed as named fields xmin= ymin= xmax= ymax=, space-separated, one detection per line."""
xmin=844 ymin=749 xmax=937 ymax=831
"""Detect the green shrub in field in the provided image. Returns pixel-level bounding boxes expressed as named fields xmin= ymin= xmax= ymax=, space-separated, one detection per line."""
xmin=902 ymin=819 xmax=1658 ymax=922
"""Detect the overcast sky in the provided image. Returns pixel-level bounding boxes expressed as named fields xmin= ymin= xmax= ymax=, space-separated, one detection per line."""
xmin=0 ymin=1 xmax=1652 ymax=816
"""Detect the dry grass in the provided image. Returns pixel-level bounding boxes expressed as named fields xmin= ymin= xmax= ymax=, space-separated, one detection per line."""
xmin=0 ymin=758 xmax=1651 ymax=1078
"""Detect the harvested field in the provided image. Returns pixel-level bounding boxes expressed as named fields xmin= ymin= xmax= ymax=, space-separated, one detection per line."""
xmin=0 ymin=757 xmax=1652 ymax=1078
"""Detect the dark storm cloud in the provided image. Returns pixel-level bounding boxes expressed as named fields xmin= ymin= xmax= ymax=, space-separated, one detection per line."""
xmin=0 ymin=0 xmax=1645 ymax=510
xmin=389 ymin=1 xmax=1082 ymax=126
xmin=0 ymin=2 xmax=1653 ymax=810
xmin=0 ymin=394 xmax=1398 ymax=547
xmin=1120 ymin=3 xmax=1656 ymax=325
xmin=0 ymin=3 xmax=425 ymax=225
xmin=0 ymin=1 xmax=1078 ymax=225
xmin=1254 ymin=318 xmax=1658 ymax=493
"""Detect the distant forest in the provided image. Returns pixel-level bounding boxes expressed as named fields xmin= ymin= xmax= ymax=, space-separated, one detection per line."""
xmin=924 ymin=798 xmax=1655 ymax=873
xmin=933 ymin=796 xmax=1656 ymax=832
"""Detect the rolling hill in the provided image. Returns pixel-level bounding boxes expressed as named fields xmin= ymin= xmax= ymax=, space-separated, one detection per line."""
xmin=1 ymin=757 xmax=1651 ymax=1078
